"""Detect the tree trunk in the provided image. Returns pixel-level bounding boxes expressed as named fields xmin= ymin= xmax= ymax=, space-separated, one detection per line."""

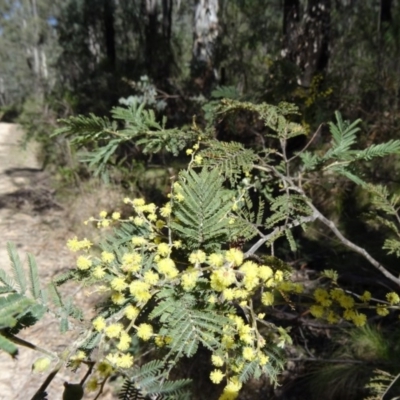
xmin=282 ymin=0 xmax=331 ymax=87
xmin=103 ymin=0 xmax=116 ymax=70
xmin=142 ymin=0 xmax=173 ymax=83
xmin=191 ymin=0 xmax=219 ymax=92
xmin=282 ymin=0 xmax=300 ymax=60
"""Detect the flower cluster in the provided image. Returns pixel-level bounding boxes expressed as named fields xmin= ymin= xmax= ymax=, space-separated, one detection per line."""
xmin=310 ymin=286 xmax=400 ymax=327
xmin=66 ymin=193 xmax=304 ymax=400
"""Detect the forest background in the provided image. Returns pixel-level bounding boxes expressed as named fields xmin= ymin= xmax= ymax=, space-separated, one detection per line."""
xmin=2 ymin=0 xmax=400 ymax=399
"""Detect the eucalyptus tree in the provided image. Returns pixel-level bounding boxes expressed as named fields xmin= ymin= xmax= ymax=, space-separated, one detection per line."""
xmin=0 ymin=0 xmax=60 ymax=106
xmin=191 ymin=0 xmax=220 ymax=92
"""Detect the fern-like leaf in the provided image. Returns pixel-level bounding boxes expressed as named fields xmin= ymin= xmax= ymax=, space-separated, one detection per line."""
xmin=28 ymin=254 xmax=42 ymax=301
xmin=171 ymin=168 xmax=234 ymax=250
xmin=199 ymin=140 xmax=258 ymax=185
xmin=118 ymin=381 xmax=147 ymax=400
xmin=7 ymin=242 xmax=27 ymax=294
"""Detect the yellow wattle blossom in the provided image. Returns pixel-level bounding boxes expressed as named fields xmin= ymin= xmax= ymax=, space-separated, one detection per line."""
xmin=186 ymin=149 xmax=193 ymax=155
xmin=97 ymin=361 xmax=113 ymax=377
xmin=240 ymin=261 xmax=260 ymax=290
xmin=111 ymin=292 xmax=125 ymax=305
xmin=143 ymin=203 xmax=157 ymax=214
xmin=313 ymin=288 xmax=332 ymax=307
xmin=116 ymin=353 xmax=134 ymax=368
xmin=137 ymin=323 xmax=153 ymax=341
xmin=110 ymin=277 xmax=128 ymax=292
xmin=225 ymin=248 xmax=243 ymax=266
xmin=261 ymin=291 xmax=274 ymax=306
xmin=112 ymin=212 xmax=121 ymax=220
xmin=221 ymin=335 xmax=235 ymax=349
xmin=210 ymin=369 xmax=225 ymax=384
xmin=330 ymin=288 xmax=345 ymax=301
xmin=143 ymin=270 xmax=160 ymax=285
xmin=173 ymin=240 xmax=182 ymax=248
xmin=86 ymin=377 xmax=98 ymax=392
xmin=194 ymin=155 xmax=203 ymax=164
xmin=129 ymin=281 xmax=152 ymax=302
xmin=210 ymin=268 xmax=236 ymax=291
xmin=352 ymin=312 xmax=367 ymax=327
xmin=274 ymin=270 xmax=284 ymax=282
xmin=105 ymin=323 xmax=123 ymax=339
xmin=148 ymin=213 xmax=157 ymax=221
xmin=157 ymin=243 xmax=171 ymax=257
xmin=343 ymin=309 xmax=356 ymax=321
xmin=376 ymin=305 xmax=390 ymax=316
xmin=360 ymin=290 xmax=372 ymax=302
xmin=242 ymin=346 xmax=255 ymax=361
xmin=386 ymin=292 xmax=400 ymax=305
xmin=338 ymin=294 xmax=355 ymax=309
xmin=222 ymin=288 xmax=235 ymax=301
xmin=157 ymin=258 xmax=178 ymax=279
xmin=92 ymin=266 xmax=106 ymax=279
xmin=101 ymin=251 xmax=115 ymax=264
xmin=101 ymin=220 xmax=110 ymax=228
xmin=131 ymin=236 xmax=147 ymax=246
xmin=67 ymin=237 xmax=92 ymax=252
xmin=310 ymin=305 xmax=325 ymax=318
xmin=92 ymin=316 xmax=106 ymax=332
xmin=189 ymin=250 xmax=206 ymax=264
xmin=211 ymin=354 xmax=224 ymax=367
xmin=181 ymin=270 xmax=199 ymax=291
xmin=156 ymin=220 xmax=166 ymax=230
xmin=160 ymin=203 xmax=172 ymax=217
xmin=124 ymin=305 xmax=140 ymax=320
xmin=208 ymin=295 xmax=217 ymax=304
xmin=258 ymin=265 xmax=273 ymax=281
xmin=76 ymin=255 xmax=92 ymax=270
xmin=258 ymin=353 xmax=269 ymax=366
xmin=134 ymin=216 xmax=145 ymax=226
xmin=121 ymin=252 xmax=142 ymax=272
xmin=132 ymin=198 xmax=146 ymax=207
xmin=99 ymin=210 xmax=108 ymax=218
xmin=174 ymin=192 xmax=185 ymax=202
xmin=327 ymin=311 xmax=340 ymax=324
xmin=117 ymin=331 xmax=132 ymax=351
xmin=220 ymin=377 xmax=242 ymax=399
xmin=208 ymin=253 xmax=224 ymax=267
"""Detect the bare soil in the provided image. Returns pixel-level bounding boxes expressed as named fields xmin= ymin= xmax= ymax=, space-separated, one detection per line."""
xmin=0 ymin=124 xmax=115 ymax=400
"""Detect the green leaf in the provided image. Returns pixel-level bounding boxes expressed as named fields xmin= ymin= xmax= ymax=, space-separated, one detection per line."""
xmin=7 ymin=242 xmax=27 ymax=293
xmin=0 ymin=334 xmax=18 ymax=357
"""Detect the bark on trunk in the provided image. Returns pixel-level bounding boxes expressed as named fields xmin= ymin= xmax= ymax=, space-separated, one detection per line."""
xmin=282 ymin=0 xmax=331 ymax=87
xmin=103 ymin=0 xmax=116 ymax=70
xmin=191 ymin=0 xmax=219 ymax=92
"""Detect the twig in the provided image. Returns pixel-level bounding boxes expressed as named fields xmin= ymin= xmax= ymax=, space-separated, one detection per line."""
xmin=288 ymin=124 xmax=323 ymax=162
xmin=253 ymin=163 xmax=400 ymax=288
xmin=307 ymin=201 xmax=400 ymax=287
xmin=245 ymin=214 xmax=317 ymax=257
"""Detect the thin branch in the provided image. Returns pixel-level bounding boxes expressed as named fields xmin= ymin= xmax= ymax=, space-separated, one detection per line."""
xmin=245 ymin=214 xmax=317 ymax=257
xmin=307 ymin=201 xmax=400 ymax=287
xmin=253 ymin=163 xmax=400 ymax=288
xmin=288 ymin=124 xmax=323 ymax=162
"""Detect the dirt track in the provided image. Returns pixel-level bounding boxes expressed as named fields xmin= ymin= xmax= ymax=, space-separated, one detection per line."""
xmin=0 ymin=124 xmax=114 ymax=399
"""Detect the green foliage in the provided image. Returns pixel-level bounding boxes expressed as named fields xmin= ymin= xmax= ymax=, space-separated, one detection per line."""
xmin=54 ymin=101 xmax=198 ymax=179
xmin=5 ymin=97 xmax=400 ymax=400
xmin=198 ymin=140 xmax=257 ymax=185
xmin=118 ymin=360 xmax=191 ymax=399
xmin=170 ymin=168 xmax=234 ymax=250
xmin=0 ymin=243 xmax=82 ymax=356
xmin=365 ymin=369 xmax=400 ymax=400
